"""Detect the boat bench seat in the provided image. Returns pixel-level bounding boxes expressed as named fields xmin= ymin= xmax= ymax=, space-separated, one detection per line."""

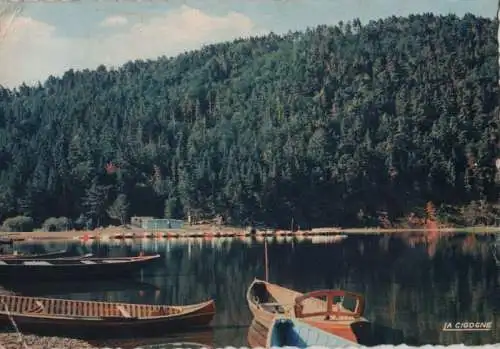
xmin=116 ymin=305 xmax=131 ymax=318
xmin=27 ymin=301 xmax=45 ymax=314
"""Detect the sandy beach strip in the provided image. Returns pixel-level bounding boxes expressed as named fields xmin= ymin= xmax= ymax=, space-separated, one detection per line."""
xmin=1 ymin=224 xmax=498 ymax=244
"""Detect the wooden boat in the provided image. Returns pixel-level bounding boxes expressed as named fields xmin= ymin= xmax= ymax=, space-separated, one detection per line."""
xmin=0 ymin=294 xmax=216 ymax=338
xmin=0 ymin=254 xmax=161 ymax=281
xmin=246 ymin=278 xmax=369 ymax=343
xmin=267 ymin=317 xmax=359 ymax=348
xmin=247 ymin=318 xmax=270 ymax=348
xmin=0 ymin=249 xmax=91 ymax=260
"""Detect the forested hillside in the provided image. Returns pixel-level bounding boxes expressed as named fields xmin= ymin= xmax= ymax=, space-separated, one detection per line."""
xmin=0 ymin=13 xmax=498 ymax=230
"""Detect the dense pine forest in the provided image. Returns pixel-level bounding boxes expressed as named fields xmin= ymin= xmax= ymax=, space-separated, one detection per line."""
xmin=0 ymin=13 xmax=499 ymax=231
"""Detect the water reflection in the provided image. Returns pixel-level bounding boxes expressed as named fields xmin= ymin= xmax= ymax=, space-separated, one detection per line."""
xmin=88 ymin=329 xmax=214 ymax=349
xmin=2 ymin=279 xmax=160 ymax=297
xmin=66 ymin=234 xmax=350 ymax=251
xmin=2 ymin=233 xmax=498 ymax=347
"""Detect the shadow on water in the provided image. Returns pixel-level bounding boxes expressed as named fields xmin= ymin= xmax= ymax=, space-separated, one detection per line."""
xmin=0 ymin=279 xmax=161 ymax=297
xmin=1 ymin=232 xmax=499 ymax=347
xmin=352 ymin=321 xmax=420 ymax=346
xmin=86 ymin=328 xmax=215 ymax=349
xmin=0 ymin=243 xmax=90 ymax=256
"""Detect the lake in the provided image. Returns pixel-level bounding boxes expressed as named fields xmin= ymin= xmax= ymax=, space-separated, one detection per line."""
xmin=1 ymin=233 xmax=498 ymax=348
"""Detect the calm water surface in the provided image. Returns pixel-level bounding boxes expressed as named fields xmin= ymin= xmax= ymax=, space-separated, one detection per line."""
xmin=1 ymin=233 xmax=499 ymax=347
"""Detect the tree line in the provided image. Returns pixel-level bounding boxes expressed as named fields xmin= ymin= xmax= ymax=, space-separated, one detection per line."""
xmin=0 ymin=13 xmax=498 ymax=231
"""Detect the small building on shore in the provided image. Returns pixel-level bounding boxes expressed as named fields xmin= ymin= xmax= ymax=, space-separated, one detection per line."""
xmin=131 ymin=216 xmax=185 ymax=230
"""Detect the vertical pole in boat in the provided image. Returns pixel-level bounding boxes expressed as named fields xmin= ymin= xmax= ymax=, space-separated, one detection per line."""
xmin=264 ymin=237 xmax=269 ymax=282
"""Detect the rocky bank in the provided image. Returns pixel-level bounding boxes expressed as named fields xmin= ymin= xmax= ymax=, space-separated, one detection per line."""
xmin=0 ymin=333 xmax=98 ymax=349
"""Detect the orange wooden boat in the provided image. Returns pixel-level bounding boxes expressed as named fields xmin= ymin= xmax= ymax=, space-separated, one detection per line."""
xmin=266 ymin=317 xmax=359 ymax=348
xmin=247 ymin=318 xmax=269 ymax=348
xmin=246 ymin=278 xmax=369 ymax=343
xmin=0 ymin=294 xmax=215 ymax=338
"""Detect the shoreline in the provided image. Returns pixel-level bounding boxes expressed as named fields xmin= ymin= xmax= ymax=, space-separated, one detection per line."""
xmin=0 ymin=333 xmax=97 ymax=349
xmin=0 ymin=225 xmax=498 ymax=243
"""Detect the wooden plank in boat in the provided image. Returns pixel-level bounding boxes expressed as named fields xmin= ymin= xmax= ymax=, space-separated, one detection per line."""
xmin=0 ymin=255 xmax=160 ymax=266
xmin=246 ymin=278 xmax=368 ymax=344
xmin=35 ymin=300 xmax=45 ymax=311
xmin=117 ymin=305 xmax=132 ymax=318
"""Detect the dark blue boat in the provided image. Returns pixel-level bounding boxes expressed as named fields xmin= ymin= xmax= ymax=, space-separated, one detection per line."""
xmin=267 ymin=317 xmax=359 ymax=348
xmin=0 ymin=254 xmax=161 ymax=281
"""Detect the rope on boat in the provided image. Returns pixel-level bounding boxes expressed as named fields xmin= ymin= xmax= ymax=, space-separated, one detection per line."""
xmin=0 ymin=298 xmax=29 ymax=349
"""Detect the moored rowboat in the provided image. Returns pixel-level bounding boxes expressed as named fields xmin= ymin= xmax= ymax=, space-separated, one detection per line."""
xmin=92 ymin=329 xmax=215 ymax=349
xmin=0 ymin=254 xmax=161 ymax=281
xmin=0 ymin=294 xmax=215 ymax=338
xmin=267 ymin=317 xmax=359 ymax=348
xmin=246 ymin=278 xmax=369 ymax=343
